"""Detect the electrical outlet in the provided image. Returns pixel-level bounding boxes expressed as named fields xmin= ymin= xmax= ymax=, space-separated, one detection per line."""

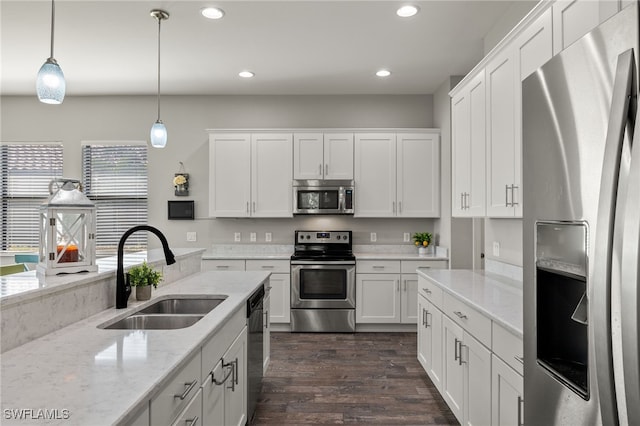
xmin=493 ymin=241 xmax=500 ymax=257
xmin=250 ymin=232 xmax=257 ymax=242
xmin=186 ymin=232 xmax=197 ymax=242
xmin=403 ymin=232 xmax=411 ymax=242
xmin=234 ymin=232 xmax=241 ymax=242
xmin=265 ymin=232 xmax=272 ymax=242
xmin=370 ymin=232 xmax=377 ymax=242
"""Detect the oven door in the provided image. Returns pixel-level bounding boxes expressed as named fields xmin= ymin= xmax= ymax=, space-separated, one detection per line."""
xmin=291 ymin=261 xmax=355 ymax=309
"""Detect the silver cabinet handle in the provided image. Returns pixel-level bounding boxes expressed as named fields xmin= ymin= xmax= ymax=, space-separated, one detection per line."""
xmin=186 ymin=416 xmax=199 ymax=426
xmin=174 ymin=380 xmax=198 ymax=400
xmin=216 ymin=265 xmax=229 ymax=269
xmin=511 ymin=185 xmax=519 ymax=206
xmin=398 ymin=201 xmax=402 ymax=213
xmin=425 ymin=288 xmax=432 ymax=295
xmin=261 ymin=265 xmax=274 ymax=269
xmin=454 ymin=338 xmax=460 ymax=362
xmin=422 ymin=308 xmax=427 ymax=327
xmin=325 ymin=164 xmax=329 ymax=176
xmin=517 ymin=395 xmax=524 ymax=426
xmin=453 ymin=310 xmax=468 ymax=320
xmin=465 ymin=192 xmax=470 ymax=209
xmin=246 ymin=202 xmax=249 ymax=213
xmin=426 ymin=311 xmax=432 ymax=328
xmin=505 ymin=184 xmax=511 ymax=207
xmin=372 ymin=265 xmax=385 ymax=269
xmin=252 ymin=201 xmax=256 ymax=213
xmin=514 ymin=355 xmax=524 ymax=364
xmin=213 ymin=363 xmax=233 ymax=385
xmin=459 ymin=343 xmax=467 ymax=365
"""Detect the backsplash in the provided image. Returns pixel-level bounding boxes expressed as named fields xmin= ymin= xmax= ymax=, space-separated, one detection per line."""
xmin=485 ymin=258 xmax=523 ymax=283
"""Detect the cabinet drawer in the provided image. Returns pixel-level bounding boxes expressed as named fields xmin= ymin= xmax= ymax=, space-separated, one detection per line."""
xmin=443 ymin=293 xmax=491 ymax=347
xmin=171 ymin=388 xmax=202 ymax=426
xmin=245 ymin=259 xmax=289 ymax=273
xmin=201 ymin=307 xmax=245 ymax=382
xmin=202 ymin=259 xmax=245 ymax=271
xmin=401 ymin=260 xmax=448 ymax=273
xmin=150 ymin=351 xmax=202 ymax=425
xmin=492 ymin=322 xmax=523 ymax=375
xmin=417 ymin=276 xmax=443 ymax=307
xmin=356 ymin=260 xmax=401 ymax=274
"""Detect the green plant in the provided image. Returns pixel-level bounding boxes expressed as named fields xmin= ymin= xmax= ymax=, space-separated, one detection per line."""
xmin=127 ymin=261 xmax=163 ymax=288
xmin=413 ymin=232 xmax=432 ymax=247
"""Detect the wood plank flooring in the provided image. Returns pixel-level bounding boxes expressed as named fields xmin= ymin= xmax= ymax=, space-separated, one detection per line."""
xmin=250 ymin=332 xmax=459 ymax=425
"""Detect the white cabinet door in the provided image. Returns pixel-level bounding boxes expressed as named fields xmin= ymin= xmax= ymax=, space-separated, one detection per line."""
xmin=267 ymin=273 xmax=290 ymax=324
xmin=463 ymin=331 xmax=491 ymax=426
xmin=417 ymin=294 xmax=430 ymax=371
xmin=452 ymin=72 xmax=485 ymax=217
xmin=515 ymin=8 xmax=553 ymax=82
xmin=209 ymin=133 xmax=251 ymax=217
xmin=486 ymin=47 xmax=519 ymax=218
xmin=491 ymin=354 xmax=524 ymax=426
xmin=202 ymin=360 xmax=226 ymax=426
xmin=400 ymin=273 xmax=419 ymax=323
xmin=396 ymin=133 xmax=440 ymax=217
xmin=293 ymin=133 xmax=324 ymax=180
xmin=354 ymin=133 xmax=397 ymax=217
xmin=418 ymin=295 xmax=444 ymax=392
xmin=324 ymin=133 xmax=354 ymax=180
xmin=355 ymin=273 xmax=401 ymax=323
xmin=442 ymin=315 xmax=464 ymax=424
xmin=224 ymin=327 xmax=247 ymax=426
xmin=553 ymin=0 xmax=600 ymax=55
xmin=263 ymin=292 xmax=271 ymax=374
xmin=251 ymin=133 xmax=293 ymax=217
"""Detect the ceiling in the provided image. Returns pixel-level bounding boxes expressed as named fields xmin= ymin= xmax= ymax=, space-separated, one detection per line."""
xmin=1 ymin=0 xmax=521 ymax=96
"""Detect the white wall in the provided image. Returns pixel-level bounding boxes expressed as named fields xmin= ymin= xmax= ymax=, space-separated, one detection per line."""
xmin=2 ymin=94 xmax=441 ymax=249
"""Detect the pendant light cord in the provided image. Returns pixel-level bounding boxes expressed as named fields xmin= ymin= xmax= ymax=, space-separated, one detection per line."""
xmin=156 ymin=15 xmax=161 ymax=121
xmin=49 ymin=0 xmax=55 ymax=59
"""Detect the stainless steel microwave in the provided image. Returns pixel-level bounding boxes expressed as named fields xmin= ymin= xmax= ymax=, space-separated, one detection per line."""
xmin=292 ymin=180 xmax=354 ymax=215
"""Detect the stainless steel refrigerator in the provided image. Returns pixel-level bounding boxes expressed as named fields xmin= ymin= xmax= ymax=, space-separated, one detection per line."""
xmin=523 ymin=3 xmax=640 ymax=425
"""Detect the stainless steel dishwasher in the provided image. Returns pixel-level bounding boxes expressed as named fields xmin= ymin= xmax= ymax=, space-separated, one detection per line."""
xmin=246 ymin=284 xmax=264 ymax=422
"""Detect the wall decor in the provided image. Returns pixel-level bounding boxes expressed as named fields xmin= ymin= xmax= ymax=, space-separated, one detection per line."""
xmin=173 ymin=162 xmax=189 ymax=196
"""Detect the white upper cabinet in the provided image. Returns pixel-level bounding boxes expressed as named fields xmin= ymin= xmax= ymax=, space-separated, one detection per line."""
xmin=209 ymin=132 xmax=292 ymax=218
xmin=251 ymin=133 xmax=293 ymax=217
xmin=452 ymin=71 xmax=486 ymax=217
xmin=293 ymin=132 xmax=353 ymax=180
xmin=354 ymin=133 xmax=397 ymax=217
xmin=485 ymin=47 xmax=519 ymax=218
xmin=396 ymin=133 xmax=440 ymax=218
xmin=552 ymin=0 xmax=600 ymax=55
xmin=515 ymin=8 xmax=553 ymax=81
xmin=355 ymin=132 xmax=440 ymax=218
xmin=209 ymin=133 xmax=251 ymax=217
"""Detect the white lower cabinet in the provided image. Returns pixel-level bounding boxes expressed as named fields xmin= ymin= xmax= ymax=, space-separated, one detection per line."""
xmin=223 ymin=328 xmax=248 ymax=426
xmin=202 ymin=360 xmax=225 ymax=426
xmin=265 ymin=273 xmax=290 ymax=324
xmin=417 ymin=293 xmax=443 ymax=392
xmin=491 ymin=354 xmax=524 ymax=426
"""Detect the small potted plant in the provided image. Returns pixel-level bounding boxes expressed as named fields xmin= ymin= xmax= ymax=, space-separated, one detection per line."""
xmin=127 ymin=261 xmax=163 ymax=301
xmin=413 ymin=232 xmax=433 ymax=256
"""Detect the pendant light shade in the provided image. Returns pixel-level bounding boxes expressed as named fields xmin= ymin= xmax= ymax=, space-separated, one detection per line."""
xmin=150 ymin=9 xmax=169 ymax=149
xmin=37 ymin=0 xmax=65 ymax=104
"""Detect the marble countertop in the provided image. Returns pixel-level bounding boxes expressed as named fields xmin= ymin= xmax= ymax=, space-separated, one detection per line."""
xmin=0 ymin=270 xmax=269 ymax=425
xmin=417 ymin=269 xmax=523 ymax=337
xmin=0 ymin=248 xmax=206 ymax=304
xmin=354 ymin=253 xmax=449 ymax=261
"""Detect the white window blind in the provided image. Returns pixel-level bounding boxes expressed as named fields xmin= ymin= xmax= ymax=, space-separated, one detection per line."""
xmin=1 ymin=143 xmax=64 ymax=251
xmin=82 ymin=144 xmax=148 ymax=256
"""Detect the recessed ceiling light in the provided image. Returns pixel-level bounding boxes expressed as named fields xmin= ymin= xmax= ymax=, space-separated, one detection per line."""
xmin=376 ymin=70 xmax=391 ymax=77
xmin=239 ymin=71 xmax=255 ymax=78
xmin=201 ymin=7 xmax=225 ymax=20
xmin=396 ymin=5 xmax=419 ymax=18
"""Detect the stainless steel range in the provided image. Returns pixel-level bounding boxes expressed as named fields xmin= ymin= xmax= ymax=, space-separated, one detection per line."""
xmin=290 ymin=230 xmax=356 ymax=332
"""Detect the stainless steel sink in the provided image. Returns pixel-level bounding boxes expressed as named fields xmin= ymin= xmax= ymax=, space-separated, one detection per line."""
xmin=102 ymin=314 xmax=204 ymax=330
xmin=98 ymin=295 xmax=228 ymax=330
xmin=137 ymin=297 xmax=226 ymax=315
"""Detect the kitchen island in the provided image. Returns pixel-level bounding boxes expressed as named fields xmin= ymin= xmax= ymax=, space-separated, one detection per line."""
xmin=1 ymin=269 xmax=270 ymax=425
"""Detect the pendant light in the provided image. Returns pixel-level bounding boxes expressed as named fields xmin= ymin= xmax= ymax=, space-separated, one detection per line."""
xmin=150 ymin=9 xmax=169 ymax=148
xmin=36 ymin=0 xmax=65 ymax=104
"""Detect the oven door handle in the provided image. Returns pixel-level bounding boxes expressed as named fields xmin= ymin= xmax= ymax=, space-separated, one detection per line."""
xmin=291 ymin=260 xmax=356 ymax=265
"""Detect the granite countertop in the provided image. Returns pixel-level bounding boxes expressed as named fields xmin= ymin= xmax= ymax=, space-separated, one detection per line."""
xmin=417 ymin=269 xmax=523 ymax=337
xmin=0 ymin=270 xmax=269 ymax=425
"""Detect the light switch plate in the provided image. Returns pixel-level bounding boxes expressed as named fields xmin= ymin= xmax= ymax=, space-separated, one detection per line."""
xmin=234 ymin=232 xmax=241 ymax=242
xmin=186 ymin=232 xmax=197 ymax=242
xmin=403 ymin=232 xmax=411 ymax=242
xmin=370 ymin=232 xmax=377 ymax=242
xmin=265 ymin=232 xmax=272 ymax=242
xmin=493 ymin=241 xmax=500 ymax=257
xmin=250 ymin=232 xmax=257 ymax=242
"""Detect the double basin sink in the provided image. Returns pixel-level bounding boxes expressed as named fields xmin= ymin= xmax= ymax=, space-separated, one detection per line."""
xmin=99 ymin=295 xmax=227 ymax=330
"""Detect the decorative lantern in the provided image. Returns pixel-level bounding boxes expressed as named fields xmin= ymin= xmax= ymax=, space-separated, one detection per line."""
xmin=37 ymin=179 xmax=98 ymax=275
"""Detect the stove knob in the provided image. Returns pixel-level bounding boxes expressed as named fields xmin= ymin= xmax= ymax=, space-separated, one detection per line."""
xmin=336 ymin=235 xmax=341 ymax=240
xmin=306 ymin=235 xmax=311 ymax=239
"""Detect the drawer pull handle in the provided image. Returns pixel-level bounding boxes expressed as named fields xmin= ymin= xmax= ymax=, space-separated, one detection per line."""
xmin=425 ymin=289 xmax=432 ymax=294
xmin=174 ymin=380 xmax=198 ymax=400
xmin=453 ymin=311 xmax=468 ymax=320
xmin=514 ymin=355 xmax=524 ymax=365
xmin=372 ymin=265 xmax=385 ymax=269
xmin=216 ymin=265 xmax=229 ymax=269
xmin=186 ymin=416 xmax=199 ymax=426
xmin=261 ymin=265 xmax=274 ymax=269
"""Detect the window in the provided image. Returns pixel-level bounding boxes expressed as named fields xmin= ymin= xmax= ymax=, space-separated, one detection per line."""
xmin=82 ymin=143 xmax=148 ymax=257
xmin=1 ymin=143 xmax=64 ymax=251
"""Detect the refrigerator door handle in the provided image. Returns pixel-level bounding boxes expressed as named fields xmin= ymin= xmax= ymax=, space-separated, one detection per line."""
xmin=593 ymin=48 xmax=635 ymax=426
xmin=621 ymin=100 xmax=640 ymax=425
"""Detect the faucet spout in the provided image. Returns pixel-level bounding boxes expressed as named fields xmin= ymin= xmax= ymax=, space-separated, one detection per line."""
xmin=116 ymin=225 xmax=176 ymax=309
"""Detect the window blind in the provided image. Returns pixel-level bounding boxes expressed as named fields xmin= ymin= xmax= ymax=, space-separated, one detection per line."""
xmin=1 ymin=143 xmax=64 ymax=251
xmin=82 ymin=144 xmax=148 ymax=256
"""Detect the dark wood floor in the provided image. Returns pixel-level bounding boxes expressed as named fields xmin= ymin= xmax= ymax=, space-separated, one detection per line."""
xmin=250 ymin=332 xmax=459 ymax=425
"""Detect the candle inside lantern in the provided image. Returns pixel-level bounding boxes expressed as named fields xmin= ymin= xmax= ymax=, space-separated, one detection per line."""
xmin=57 ymin=244 xmax=79 ymax=263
